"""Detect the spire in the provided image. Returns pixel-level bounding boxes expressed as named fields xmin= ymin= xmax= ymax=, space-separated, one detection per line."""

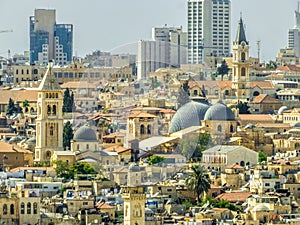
xmin=235 ymin=16 xmax=248 ymax=45
xmin=39 ymin=60 xmax=61 ymax=90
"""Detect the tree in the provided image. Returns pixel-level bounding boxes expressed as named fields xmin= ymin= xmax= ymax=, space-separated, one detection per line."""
xmin=185 ymin=165 xmax=210 ymax=203
xmin=54 ymin=160 xmax=71 ymax=179
xmin=147 ymin=155 xmax=165 ymax=165
xmin=258 ymin=150 xmax=267 ymax=163
xmin=217 ymin=60 xmax=229 ymax=81
xmin=54 ymin=161 xmax=97 ymax=180
xmin=63 ymin=88 xmax=74 ymax=113
xmin=23 ymin=99 xmax=30 ymax=113
xmin=177 ymin=80 xmax=190 ymax=109
xmin=7 ymin=98 xmax=17 ymax=116
xmin=236 ymin=101 xmax=250 ymax=114
xmin=63 ymin=121 xmax=73 ymax=150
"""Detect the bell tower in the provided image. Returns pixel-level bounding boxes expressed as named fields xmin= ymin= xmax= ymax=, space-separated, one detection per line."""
xmin=232 ymin=17 xmax=250 ymax=100
xmin=35 ymin=61 xmax=64 ymax=163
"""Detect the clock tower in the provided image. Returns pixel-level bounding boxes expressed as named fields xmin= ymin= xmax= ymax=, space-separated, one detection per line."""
xmin=232 ymin=17 xmax=250 ymax=100
xmin=35 ymin=61 xmax=64 ymax=163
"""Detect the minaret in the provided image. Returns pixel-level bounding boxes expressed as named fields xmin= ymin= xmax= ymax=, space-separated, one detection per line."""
xmin=232 ymin=17 xmax=250 ymax=101
xmin=35 ymin=61 xmax=64 ymax=163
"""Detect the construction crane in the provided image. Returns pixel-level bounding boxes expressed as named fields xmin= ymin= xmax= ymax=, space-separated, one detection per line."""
xmin=0 ymin=30 xmax=13 ymax=34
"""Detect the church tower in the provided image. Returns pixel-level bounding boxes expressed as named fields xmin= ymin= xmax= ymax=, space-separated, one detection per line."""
xmin=122 ymin=186 xmax=146 ymax=225
xmin=35 ymin=61 xmax=64 ymax=163
xmin=232 ymin=17 xmax=250 ymax=100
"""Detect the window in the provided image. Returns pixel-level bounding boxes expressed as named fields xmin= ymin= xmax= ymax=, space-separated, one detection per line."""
xmin=27 ymin=202 xmax=31 ymax=214
xmin=47 ymin=105 xmax=51 ymax=115
xmin=3 ymin=204 xmax=7 ymax=215
xmin=21 ymin=202 xmax=25 ymax=214
xmin=217 ymin=125 xmax=222 ymax=132
xmin=52 ymin=105 xmax=56 ymax=115
xmin=10 ymin=204 xmax=14 ymax=214
xmin=241 ymin=67 xmax=246 ymax=76
xmin=50 ymin=125 xmax=54 ymax=136
xmin=140 ymin=125 xmax=145 ymax=134
xmin=241 ymin=52 xmax=246 ymax=61
xmin=147 ymin=125 xmax=151 ymax=134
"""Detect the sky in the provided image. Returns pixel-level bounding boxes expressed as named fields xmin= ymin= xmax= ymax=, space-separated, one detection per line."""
xmin=0 ymin=0 xmax=299 ymax=62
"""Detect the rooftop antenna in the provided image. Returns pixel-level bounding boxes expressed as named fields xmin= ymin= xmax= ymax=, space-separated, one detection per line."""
xmin=257 ymin=40 xmax=261 ymax=64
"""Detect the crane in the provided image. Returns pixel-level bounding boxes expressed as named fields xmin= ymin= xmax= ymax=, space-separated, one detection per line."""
xmin=0 ymin=30 xmax=13 ymax=34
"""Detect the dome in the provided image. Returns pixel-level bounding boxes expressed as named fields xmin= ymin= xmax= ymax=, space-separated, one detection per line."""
xmin=204 ymin=102 xmax=235 ymax=121
xmin=252 ymin=204 xmax=269 ymax=212
xmin=168 ymin=101 xmax=210 ymax=133
xmin=245 ymin=123 xmax=255 ymax=129
xmin=26 ymin=137 xmax=36 ymax=144
xmin=278 ymin=106 xmax=289 ymax=115
xmin=292 ymin=122 xmax=300 ymax=128
xmin=73 ymin=125 xmax=97 ymax=142
xmin=128 ymin=163 xmax=140 ymax=172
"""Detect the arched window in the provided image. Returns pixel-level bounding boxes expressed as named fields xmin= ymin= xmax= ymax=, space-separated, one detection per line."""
xmin=140 ymin=125 xmax=145 ymax=134
xmin=240 ymin=161 xmax=245 ymax=167
xmin=27 ymin=202 xmax=31 ymax=214
xmin=230 ymin=125 xmax=234 ymax=133
xmin=241 ymin=52 xmax=246 ymax=61
xmin=16 ymin=69 xmax=18 ymax=74
xmin=21 ymin=69 xmax=24 ymax=74
xmin=56 ymin=93 xmax=58 ymax=98
xmin=20 ymin=202 xmax=25 ymax=214
xmin=50 ymin=125 xmax=54 ymax=136
xmin=225 ymin=90 xmax=229 ymax=96
xmin=46 ymin=93 xmax=48 ymax=98
xmin=3 ymin=204 xmax=7 ymax=214
xmin=46 ymin=151 xmax=51 ymax=159
xmin=52 ymin=105 xmax=56 ymax=115
xmin=77 ymin=144 xmax=80 ymax=150
xmin=10 ymin=204 xmax=14 ymax=214
xmin=194 ymin=90 xmax=198 ymax=96
xmin=147 ymin=125 xmax=151 ymax=134
xmin=217 ymin=125 xmax=222 ymax=132
xmin=86 ymin=144 xmax=89 ymax=150
xmin=33 ymin=203 xmax=37 ymax=214
xmin=241 ymin=67 xmax=246 ymax=76
xmin=47 ymin=105 xmax=51 ymax=115
xmin=26 ymin=69 xmax=29 ymax=74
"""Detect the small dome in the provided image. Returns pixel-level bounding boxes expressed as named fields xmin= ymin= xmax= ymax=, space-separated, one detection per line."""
xmin=204 ymin=102 xmax=235 ymax=121
xmin=278 ymin=106 xmax=289 ymax=115
xmin=128 ymin=163 xmax=140 ymax=172
xmin=169 ymin=101 xmax=210 ymax=133
xmin=73 ymin=125 xmax=97 ymax=142
xmin=252 ymin=204 xmax=269 ymax=212
xmin=27 ymin=137 xmax=36 ymax=144
xmin=245 ymin=123 xmax=255 ymax=129
xmin=292 ymin=122 xmax=300 ymax=128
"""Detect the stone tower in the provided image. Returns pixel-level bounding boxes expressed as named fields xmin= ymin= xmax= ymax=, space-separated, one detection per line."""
xmin=122 ymin=186 xmax=146 ymax=225
xmin=232 ymin=17 xmax=250 ymax=100
xmin=35 ymin=61 xmax=64 ymax=163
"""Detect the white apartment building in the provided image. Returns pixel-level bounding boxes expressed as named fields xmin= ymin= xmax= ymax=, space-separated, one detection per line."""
xmin=187 ymin=0 xmax=231 ymax=64
xmin=288 ymin=9 xmax=300 ymax=57
xmin=137 ymin=26 xmax=187 ymax=80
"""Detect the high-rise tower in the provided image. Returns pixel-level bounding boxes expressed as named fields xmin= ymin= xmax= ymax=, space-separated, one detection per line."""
xmin=30 ymin=9 xmax=73 ymax=66
xmin=288 ymin=5 xmax=300 ymax=57
xmin=187 ymin=0 xmax=231 ymax=64
xmin=35 ymin=61 xmax=64 ymax=163
xmin=231 ymin=17 xmax=250 ymax=100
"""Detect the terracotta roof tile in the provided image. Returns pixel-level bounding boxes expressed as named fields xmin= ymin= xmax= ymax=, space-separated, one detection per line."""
xmin=215 ymin=192 xmax=252 ymax=202
xmin=250 ymin=81 xmax=274 ymax=89
xmin=239 ymin=114 xmax=274 ymax=122
xmin=128 ymin=112 xmax=157 ymax=118
xmin=252 ymin=94 xmax=280 ymax=104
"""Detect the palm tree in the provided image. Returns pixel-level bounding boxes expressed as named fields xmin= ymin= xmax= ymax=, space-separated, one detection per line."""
xmin=185 ymin=165 xmax=210 ymax=203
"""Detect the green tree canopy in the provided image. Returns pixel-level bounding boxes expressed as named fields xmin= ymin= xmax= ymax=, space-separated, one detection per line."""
xmin=185 ymin=165 xmax=210 ymax=203
xmin=63 ymin=88 xmax=75 ymax=113
xmin=7 ymin=98 xmax=17 ymax=116
xmin=147 ymin=155 xmax=165 ymax=165
xmin=217 ymin=60 xmax=229 ymax=80
xmin=63 ymin=121 xmax=73 ymax=150
xmin=54 ymin=161 xmax=97 ymax=180
xmin=236 ymin=101 xmax=250 ymax=114
xmin=258 ymin=150 xmax=267 ymax=163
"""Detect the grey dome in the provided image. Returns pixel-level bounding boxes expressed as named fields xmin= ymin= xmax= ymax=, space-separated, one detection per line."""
xmin=204 ymin=102 xmax=235 ymax=121
xmin=129 ymin=163 xmax=140 ymax=172
xmin=169 ymin=101 xmax=210 ymax=133
xmin=292 ymin=122 xmax=300 ymax=128
xmin=278 ymin=106 xmax=289 ymax=115
xmin=73 ymin=125 xmax=97 ymax=142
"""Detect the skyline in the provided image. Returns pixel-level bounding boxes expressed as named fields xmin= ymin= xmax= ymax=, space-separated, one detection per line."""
xmin=0 ymin=0 xmax=299 ymax=62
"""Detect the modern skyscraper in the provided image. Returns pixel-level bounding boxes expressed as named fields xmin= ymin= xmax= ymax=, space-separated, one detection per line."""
xmin=30 ymin=9 xmax=73 ymax=66
xmin=187 ymin=0 xmax=231 ymax=64
xmin=288 ymin=7 xmax=300 ymax=57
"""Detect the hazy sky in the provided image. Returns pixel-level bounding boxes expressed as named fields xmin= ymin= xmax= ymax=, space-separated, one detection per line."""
xmin=0 ymin=0 xmax=298 ymax=61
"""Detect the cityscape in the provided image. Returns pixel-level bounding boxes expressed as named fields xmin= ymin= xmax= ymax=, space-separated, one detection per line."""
xmin=1 ymin=0 xmax=300 ymax=225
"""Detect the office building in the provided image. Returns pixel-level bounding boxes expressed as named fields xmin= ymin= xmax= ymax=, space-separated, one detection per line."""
xmin=137 ymin=26 xmax=187 ymax=80
xmin=187 ymin=0 xmax=231 ymax=64
xmin=30 ymin=9 xmax=73 ymax=66
xmin=288 ymin=7 xmax=300 ymax=57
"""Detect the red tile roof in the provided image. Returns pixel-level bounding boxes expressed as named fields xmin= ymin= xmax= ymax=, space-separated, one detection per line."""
xmin=251 ymin=94 xmax=280 ymax=104
xmin=239 ymin=114 xmax=274 ymax=122
xmin=215 ymin=192 xmax=252 ymax=203
xmin=128 ymin=112 xmax=157 ymax=118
